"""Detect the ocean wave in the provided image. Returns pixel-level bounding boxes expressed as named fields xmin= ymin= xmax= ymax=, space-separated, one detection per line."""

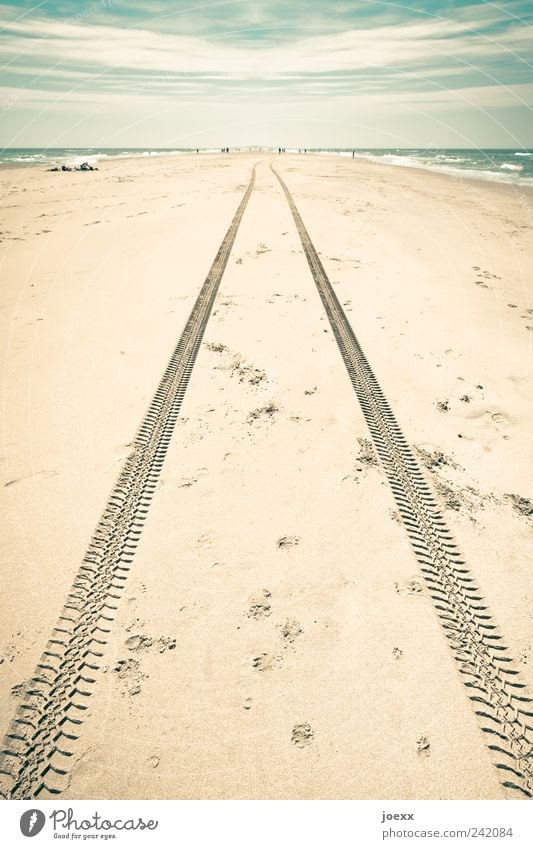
xmin=9 ymin=154 xmax=47 ymax=162
xmin=62 ymin=148 xmax=192 ymax=166
xmin=2 ymin=147 xmax=533 ymax=186
xmin=313 ymin=150 xmax=533 ymax=186
xmin=435 ymin=155 xmax=466 ymax=163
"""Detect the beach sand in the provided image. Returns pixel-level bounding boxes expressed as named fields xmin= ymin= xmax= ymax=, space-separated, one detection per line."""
xmin=0 ymin=153 xmax=532 ymax=799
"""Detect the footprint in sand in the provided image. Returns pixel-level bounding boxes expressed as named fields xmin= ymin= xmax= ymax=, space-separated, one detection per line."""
xmin=491 ymin=412 xmax=509 ymax=425
xmin=247 ymin=590 xmax=272 ymax=619
xmin=395 ymin=578 xmax=424 ymax=596
xmin=157 ymin=637 xmax=176 ymax=654
xmin=277 ymin=535 xmax=300 ymax=549
xmin=125 ymin=633 xmax=176 ymax=654
xmin=112 ymin=658 xmax=146 ymax=697
xmin=472 ymin=267 xmax=500 ymax=287
xmin=125 ymin=634 xmax=153 ymax=652
xmin=197 ymin=533 xmax=214 ymax=550
xmin=417 ymin=736 xmax=431 ymax=758
xmin=251 ymin=652 xmax=280 ymax=671
xmin=279 ymin=619 xmax=303 ymax=644
xmin=463 ymin=408 xmax=512 ymax=436
xmin=291 ymin=723 xmax=315 ymax=748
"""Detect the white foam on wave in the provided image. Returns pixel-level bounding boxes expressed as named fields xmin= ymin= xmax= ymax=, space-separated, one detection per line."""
xmin=62 ymin=148 xmax=191 ymax=166
xmin=435 ymin=154 xmax=465 ymax=163
xmin=8 ymin=153 xmax=48 ymax=163
xmin=312 ymin=149 xmax=533 ymax=186
xmin=67 ymin=154 xmax=100 ymax=166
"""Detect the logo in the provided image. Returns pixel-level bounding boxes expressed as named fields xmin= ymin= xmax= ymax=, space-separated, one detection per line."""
xmin=20 ymin=809 xmax=46 ymax=838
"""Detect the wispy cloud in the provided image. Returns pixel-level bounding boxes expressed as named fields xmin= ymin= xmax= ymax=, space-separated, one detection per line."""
xmin=1 ymin=10 xmax=531 ymax=81
xmin=0 ymin=1 xmax=531 ymax=146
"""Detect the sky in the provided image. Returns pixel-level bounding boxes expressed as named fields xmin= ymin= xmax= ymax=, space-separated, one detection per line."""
xmin=0 ymin=0 xmax=531 ymax=148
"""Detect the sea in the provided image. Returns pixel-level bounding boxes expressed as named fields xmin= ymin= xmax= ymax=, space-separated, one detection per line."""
xmin=0 ymin=147 xmax=532 ymax=186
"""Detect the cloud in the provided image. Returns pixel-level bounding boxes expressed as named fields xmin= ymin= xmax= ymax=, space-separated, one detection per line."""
xmin=0 ymin=1 xmax=531 ymax=146
xmin=2 ymin=80 xmax=530 ymax=112
xmin=0 ymin=8 xmax=531 ymax=83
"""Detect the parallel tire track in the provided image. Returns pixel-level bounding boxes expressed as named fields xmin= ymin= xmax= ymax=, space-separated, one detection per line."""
xmin=272 ymin=163 xmax=533 ymax=799
xmin=0 ymin=164 xmax=258 ymax=800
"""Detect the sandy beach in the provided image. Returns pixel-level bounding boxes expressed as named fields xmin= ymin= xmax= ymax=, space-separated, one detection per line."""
xmin=0 ymin=152 xmax=532 ymax=800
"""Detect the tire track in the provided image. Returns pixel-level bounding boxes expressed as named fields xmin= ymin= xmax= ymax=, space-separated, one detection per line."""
xmin=271 ymin=163 xmax=533 ymax=799
xmin=0 ymin=164 xmax=258 ymax=800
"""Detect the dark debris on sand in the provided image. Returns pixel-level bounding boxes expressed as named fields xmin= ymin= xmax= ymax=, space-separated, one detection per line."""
xmin=416 ymin=447 xmax=459 ymax=472
xmin=48 ymin=162 xmax=98 ymax=172
xmin=505 ymin=494 xmax=533 ymax=518
xmin=356 ymin=437 xmax=377 ymax=466
xmin=247 ymin=401 xmax=278 ymax=423
xmin=291 ymin=723 xmax=314 ymax=748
